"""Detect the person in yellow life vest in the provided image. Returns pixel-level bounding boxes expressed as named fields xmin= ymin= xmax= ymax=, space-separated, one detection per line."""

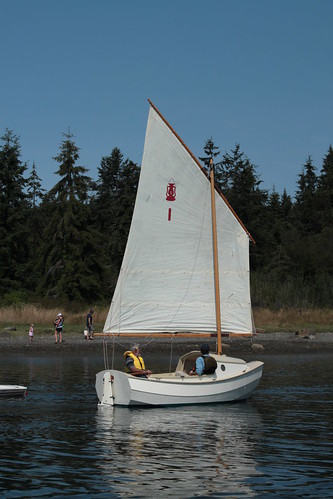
xmin=124 ymin=344 xmax=152 ymax=378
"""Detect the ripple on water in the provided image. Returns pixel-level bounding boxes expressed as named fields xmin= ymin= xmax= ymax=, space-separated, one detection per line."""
xmin=0 ymin=353 xmax=332 ymax=497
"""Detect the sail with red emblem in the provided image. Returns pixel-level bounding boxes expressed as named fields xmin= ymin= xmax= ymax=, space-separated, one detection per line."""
xmin=103 ymin=102 xmax=254 ymax=335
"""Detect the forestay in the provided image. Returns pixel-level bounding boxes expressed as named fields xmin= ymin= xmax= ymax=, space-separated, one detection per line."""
xmin=104 ymin=105 xmax=254 ymax=335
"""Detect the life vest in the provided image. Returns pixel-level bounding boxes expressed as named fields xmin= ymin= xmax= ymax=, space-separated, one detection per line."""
xmin=203 ymin=355 xmax=217 ymax=374
xmin=54 ymin=317 xmax=64 ymax=328
xmin=123 ymin=351 xmax=146 ymax=373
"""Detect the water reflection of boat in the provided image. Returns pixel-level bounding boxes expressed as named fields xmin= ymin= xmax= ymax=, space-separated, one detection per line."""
xmin=0 ymin=384 xmax=27 ymax=398
xmin=95 ymin=101 xmax=263 ymax=407
xmin=95 ymin=404 xmax=262 ymax=496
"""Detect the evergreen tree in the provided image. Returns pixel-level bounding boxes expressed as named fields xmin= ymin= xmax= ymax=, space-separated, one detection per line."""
xmin=264 ymin=189 xmax=294 ymax=278
xmin=26 ymin=161 xmax=46 ymax=208
xmin=24 ymin=162 xmax=46 ymax=291
xmin=199 ymin=137 xmax=221 ymax=174
xmin=317 ymin=145 xmax=333 ymax=228
xmin=280 ymin=188 xmax=293 ymax=217
xmin=93 ymin=147 xmax=140 ymax=296
xmin=217 ymin=144 xmax=267 ymax=270
xmin=279 ymin=188 xmax=298 ymax=268
xmin=311 ymin=145 xmax=333 ymax=302
xmin=39 ymin=129 xmax=103 ymax=302
xmin=0 ymin=129 xmax=29 ymax=297
xmin=295 ymin=155 xmax=319 ymax=234
xmin=218 ymin=144 xmax=266 ymax=226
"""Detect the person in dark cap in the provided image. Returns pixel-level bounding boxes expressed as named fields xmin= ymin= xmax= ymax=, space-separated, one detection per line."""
xmin=189 ymin=343 xmax=217 ymax=376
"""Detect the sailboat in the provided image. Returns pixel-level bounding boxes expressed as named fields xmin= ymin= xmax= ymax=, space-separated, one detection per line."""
xmin=95 ymin=100 xmax=263 ymax=406
xmin=0 ymin=384 xmax=27 ymax=398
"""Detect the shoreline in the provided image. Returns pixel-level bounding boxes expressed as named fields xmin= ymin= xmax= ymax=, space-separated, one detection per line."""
xmin=1 ymin=330 xmax=333 ymax=356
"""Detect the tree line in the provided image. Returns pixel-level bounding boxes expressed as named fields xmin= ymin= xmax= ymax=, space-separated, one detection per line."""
xmin=0 ymin=128 xmax=332 ymax=309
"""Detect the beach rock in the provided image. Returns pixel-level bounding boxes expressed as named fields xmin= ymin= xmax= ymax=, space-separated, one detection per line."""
xmin=251 ymin=343 xmax=264 ymax=351
xmin=295 ymin=329 xmax=316 ymax=339
xmin=0 ymin=330 xmax=12 ymax=338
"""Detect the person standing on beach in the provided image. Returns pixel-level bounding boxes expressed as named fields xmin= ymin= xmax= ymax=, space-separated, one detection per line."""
xmin=28 ymin=323 xmax=34 ymax=343
xmin=54 ymin=313 xmax=64 ymax=343
xmin=86 ymin=309 xmax=94 ymax=340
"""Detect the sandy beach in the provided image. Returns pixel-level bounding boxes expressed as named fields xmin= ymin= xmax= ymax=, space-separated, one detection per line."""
xmin=1 ymin=329 xmax=333 ymax=356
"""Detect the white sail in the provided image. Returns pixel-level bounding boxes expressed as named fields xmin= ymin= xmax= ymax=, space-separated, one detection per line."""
xmin=104 ymin=105 xmax=254 ymax=335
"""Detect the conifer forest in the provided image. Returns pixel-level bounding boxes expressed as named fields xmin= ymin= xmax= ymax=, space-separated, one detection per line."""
xmin=1 ymin=128 xmax=332 ymax=310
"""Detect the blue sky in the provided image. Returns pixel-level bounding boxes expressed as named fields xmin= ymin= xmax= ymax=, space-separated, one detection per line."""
xmin=1 ymin=0 xmax=332 ymax=197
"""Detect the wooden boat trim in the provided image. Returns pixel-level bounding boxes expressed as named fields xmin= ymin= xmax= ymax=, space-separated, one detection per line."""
xmin=94 ymin=332 xmax=254 ymax=338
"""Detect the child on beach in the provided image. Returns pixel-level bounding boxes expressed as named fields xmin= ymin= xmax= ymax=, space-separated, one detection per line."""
xmin=29 ymin=324 xmax=34 ymax=342
xmin=54 ymin=313 xmax=64 ymax=343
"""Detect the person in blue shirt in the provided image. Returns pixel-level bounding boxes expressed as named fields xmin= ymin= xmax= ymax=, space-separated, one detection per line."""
xmin=189 ymin=343 xmax=217 ymax=375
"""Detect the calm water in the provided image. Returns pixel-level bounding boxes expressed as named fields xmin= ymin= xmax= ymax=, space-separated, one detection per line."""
xmin=0 ymin=351 xmax=332 ymax=498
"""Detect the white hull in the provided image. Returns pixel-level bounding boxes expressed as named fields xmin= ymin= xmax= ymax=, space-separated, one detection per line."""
xmin=96 ymin=352 xmax=263 ymax=407
xmin=0 ymin=385 xmax=27 ymax=398
xmin=97 ymin=104 xmax=264 ymax=407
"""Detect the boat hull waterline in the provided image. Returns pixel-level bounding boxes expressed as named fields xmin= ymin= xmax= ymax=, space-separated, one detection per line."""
xmin=0 ymin=385 xmax=27 ymax=398
xmin=96 ymin=353 xmax=263 ymax=407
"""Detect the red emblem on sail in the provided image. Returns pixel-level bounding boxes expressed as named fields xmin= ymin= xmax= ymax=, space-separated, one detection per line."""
xmin=166 ymin=179 xmax=176 ymax=201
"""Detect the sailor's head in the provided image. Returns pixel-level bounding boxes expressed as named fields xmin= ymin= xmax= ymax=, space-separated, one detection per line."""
xmin=132 ymin=343 xmax=140 ymax=356
xmin=200 ymin=343 xmax=210 ymax=355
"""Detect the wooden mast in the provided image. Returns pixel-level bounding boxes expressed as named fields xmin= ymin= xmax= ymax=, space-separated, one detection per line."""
xmin=210 ymin=158 xmax=222 ymax=355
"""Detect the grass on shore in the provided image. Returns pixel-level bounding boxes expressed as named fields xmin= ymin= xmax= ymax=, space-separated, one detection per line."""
xmin=0 ymin=306 xmax=105 ymax=337
xmin=0 ymin=305 xmax=332 ymax=335
xmin=0 ymin=306 xmax=105 ymax=326
xmin=253 ymin=307 xmax=333 ymax=333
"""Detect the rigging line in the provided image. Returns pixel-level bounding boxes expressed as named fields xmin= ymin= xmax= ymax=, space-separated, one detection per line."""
xmin=140 ymin=335 xmax=157 ymax=348
xmin=169 ymin=337 xmax=174 ymax=373
xmin=103 ymin=339 xmax=109 ymax=370
xmin=103 ymin=335 xmax=154 ymax=353
xmin=167 ymin=180 xmax=210 ymax=327
xmin=113 ymin=267 xmax=123 ymax=335
xmin=111 ymin=335 xmax=115 ymax=369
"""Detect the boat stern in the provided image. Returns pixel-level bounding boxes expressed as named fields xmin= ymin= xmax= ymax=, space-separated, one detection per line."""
xmin=0 ymin=385 xmax=28 ymax=398
xmin=95 ymin=370 xmax=133 ymax=406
